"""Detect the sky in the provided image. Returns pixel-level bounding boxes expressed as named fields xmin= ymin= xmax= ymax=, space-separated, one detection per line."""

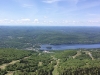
xmin=0 ymin=0 xmax=100 ymax=26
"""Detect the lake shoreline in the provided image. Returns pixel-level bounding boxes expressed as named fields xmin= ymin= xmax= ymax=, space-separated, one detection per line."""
xmin=40 ymin=44 xmax=100 ymax=50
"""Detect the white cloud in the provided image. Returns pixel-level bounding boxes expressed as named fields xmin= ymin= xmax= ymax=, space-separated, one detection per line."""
xmin=4 ymin=19 xmax=9 ymax=21
xmin=10 ymin=20 xmax=14 ymax=22
xmin=33 ymin=19 xmax=39 ymax=23
xmin=0 ymin=20 xmax=3 ymax=23
xmin=49 ymin=21 xmax=53 ymax=23
xmin=88 ymin=20 xmax=100 ymax=23
xmin=43 ymin=0 xmax=61 ymax=3
xmin=20 ymin=19 xmax=31 ymax=21
xmin=0 ymin=18 xmax=100 ymax=26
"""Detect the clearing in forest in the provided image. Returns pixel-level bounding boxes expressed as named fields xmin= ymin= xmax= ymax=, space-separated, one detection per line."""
xmin=5 ymin=71 xmax=14 ymax=75
xmin=72 ymin=51 xmax=81 ymax=59
xmin=0 ymin=60 xmax=20 ymax=70
xmin=0 ymin=56 xmax=30 ymax=70
xmin=38 ymin=62 xmax=42 ymax=66
xmin=84 ymin=51 xmax=94 ymax=60
xmin=52 ymin=58 xmax=60 ymax=75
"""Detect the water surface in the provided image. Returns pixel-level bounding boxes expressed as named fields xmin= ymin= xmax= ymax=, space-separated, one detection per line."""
xmin=40 ymin=44 xmax=100 ymax=50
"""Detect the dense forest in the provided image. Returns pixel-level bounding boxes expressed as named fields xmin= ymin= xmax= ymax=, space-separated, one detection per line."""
xmin=0 ymin=26 xmax=100 ymax=75
xmin=0 ymin=48 xmax=100 ymax=75
xmin=1 ymin=26 xmax=100 ymax=49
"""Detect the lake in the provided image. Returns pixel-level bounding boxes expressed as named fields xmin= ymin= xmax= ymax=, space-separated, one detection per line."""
xmin=40 ymin=44 xmax=100 ymax=50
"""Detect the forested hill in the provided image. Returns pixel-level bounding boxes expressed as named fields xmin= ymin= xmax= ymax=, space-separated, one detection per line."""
xmin=0 ymin=26 xmax=100 ymax=49
xmin=0 ymin=48 xmax=100 ymax=75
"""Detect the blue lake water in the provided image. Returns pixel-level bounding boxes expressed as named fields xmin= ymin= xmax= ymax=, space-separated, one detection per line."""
xmin=40 ymin=44 xmax=100 ymax=50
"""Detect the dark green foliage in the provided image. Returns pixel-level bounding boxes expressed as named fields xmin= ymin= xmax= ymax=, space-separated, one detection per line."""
xmin=0 ymin=69 xmax=7 ymax=75
xmin=1 ymin=26 xmax=100 ymax=49
xmin=59 ymin=67 xmax=100 ymax=75
xmin=56 ymin=49 xmax=100 ymax=75
xmin=92 ymin=50 xmax=100 ymax=59
xmin=75 ymin=53 xmax=91 ymax=60
xmin=54 ymin=50 xmax=77 ymax=61
xmin=6 ymin=53 xmax=54 ymax=75
xmin=0 ymin=48 xmax=32 ymax=65
xmin=1 ymin=48 xmax=100 ymax=75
